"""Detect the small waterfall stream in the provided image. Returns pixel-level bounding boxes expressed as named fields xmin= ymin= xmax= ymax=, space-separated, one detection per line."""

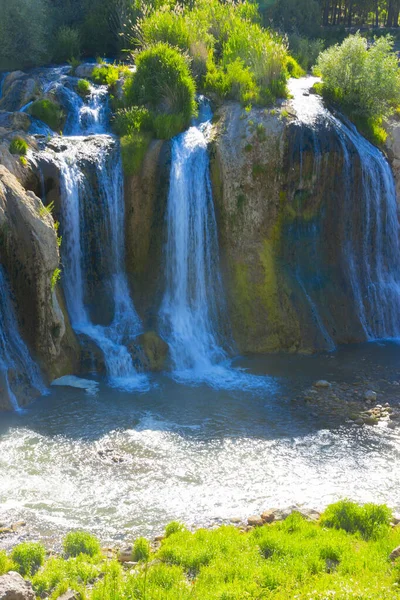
xmin=0 ymin=267 xmax=46 ymax=410
xmin=160 ymin=100 xmax=274 ymax=390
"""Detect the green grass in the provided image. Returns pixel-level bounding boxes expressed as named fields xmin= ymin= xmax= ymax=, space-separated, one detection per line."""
xmin=2 ymin=503 xmax=400 ymax=599
xmin=28 ymin=99 xmax=65 ymax=132
xmin=9 ymin=137 xmax=28 ymax=156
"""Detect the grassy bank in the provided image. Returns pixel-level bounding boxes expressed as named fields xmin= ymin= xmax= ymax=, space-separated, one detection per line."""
xmin=1 ymin=501 xmax=400 ymax=599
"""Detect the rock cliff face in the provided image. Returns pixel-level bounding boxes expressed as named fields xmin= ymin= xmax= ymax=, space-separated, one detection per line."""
xmin=0 ymin=165 xmax=79 ymax=390
xmin=209 ymin=101 xmax=376 ymax=353
xmin=124 ymin=140 xmax=171 ymax=325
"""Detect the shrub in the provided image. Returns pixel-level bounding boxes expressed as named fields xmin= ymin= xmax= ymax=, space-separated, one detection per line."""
xmin=285 ymin=56 xmax=305 ymax=79
xmin=120 ymin=132 xmax=152 ymax=175
xmin=315 ymin=33 xmax=400 ymax=120
xmin=124 ymin=43 xmax=197 ymax=138
xmin=9 ymin=137 xmax=28 ymax=156
xmin=63 ymin=531 xmax=101 ymax=558
xmin=0 ymin=550 xmax=14 ymax=576
xmin=132 ymin=537 xmax=151 ymax=562
xmin=205 ymin=57 xmax=260 ymax=105
xmin=53 ymin=26 xmax=80 ymax=63
xmin=289 ymin=34 xmax=324 ymax=71
xmin=77 ymin=79 xmax=90 ymax=97
xmin=165 ymin=521 xmax=187 ymax=537
xmin=113 ymin=106 xmax=153 ymax=137
xmin=92 ymin=64 xmax=120 ymax=88
xmin=11 ymin=542 xmax=45 ymax=576
xmin=140 ymin=7 xmax=191 ymax=50
xmin=320 ymin=500 xmax=392 ymax=540
xmin=28 ymin=99 xmax=65 ymax=132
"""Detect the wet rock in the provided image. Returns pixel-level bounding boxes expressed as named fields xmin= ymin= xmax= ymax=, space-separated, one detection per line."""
xmin=229 ymin=517 xmax=242 ymax=524
xmin=118 ymin=546 xmax=132 ymax=563
xmin=137 ymin=331 xmax=169 ymax=372
xmin=390 ymin=545 xmax=400 ymax=561
xmin=364 ymin=390 xmax=377 ymax=402
xmin=75 ymin=63 xmax=101 ymax=79
xmin=298 ymin=508 xmax=321 ymax=521
xmin=261 ymin=510 xmax=275 ymax=523
xmin=154 ymin=535 xmax=164 ymax=542
xmin=0 ymin=112 xmax=31 ymax=132
xmin=313 ymin=380 xmax=331 ymax=389
xmin=247 ymin=516 xmax=264 ymax=527
xmin=0 ymin=571 xmax=35 ymax=600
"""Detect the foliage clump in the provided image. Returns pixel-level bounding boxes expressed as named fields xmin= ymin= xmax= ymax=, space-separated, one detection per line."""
xmin=53 ymin=26 xmax=81 ymax=63
xmin=11 ymin=542 xmax=45 ymax=576
xmin=132 ymin=537 xmax=151 ymax=562
xmin=63 ymin=531 xmax=101 ymax=558
xmin=9 ymin=137 xmax=28 ymax=156
xmin=77 ymin=79 xmax=90 ymax=97
xmin=28 ymin=99 xmax=65 ymax=133
xmin=315 ymin=33 xmax=400 ymax=121
xmin=165 ymin=520 xmax=187 ymax=537
xmin=320 ymin=499 xmax=392 ymax=540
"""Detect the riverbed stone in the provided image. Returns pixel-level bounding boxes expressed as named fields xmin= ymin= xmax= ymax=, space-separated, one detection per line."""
xmin=118 ymin=546 xmax=133 ymax=563
xmin=364 ymin=390 xmax=377 ymax=402
xmin=261 ymin=510 xmax=275 ymax=523
xmin=56 ymin=591 xmax=79 ymax=600
xmin=313 ymin=380 xmax=331 ymax=389
xmin=390 ymin=545 xmax=400 ymax=561
xmin=247 ymin=516 xmax=264 ymax=527
xmin=0 ymin=572 xmax=35 ymax=600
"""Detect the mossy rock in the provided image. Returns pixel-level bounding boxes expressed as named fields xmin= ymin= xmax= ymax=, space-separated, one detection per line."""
xmin=137 ymin=331 xmax=169 ymax=372
xmin=28 ymin=99 xmax=66 ymax=132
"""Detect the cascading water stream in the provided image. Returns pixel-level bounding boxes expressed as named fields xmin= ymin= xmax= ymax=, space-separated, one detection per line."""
xmin=289 ymin=77 xmax=400 ymax=344
xmin=160 ymin=100 xmax=275 ymax=390
xmin=58 ymin=139 xmax=148 ymax=391
xmin=0 ymin=267 xmax=46 ymax=410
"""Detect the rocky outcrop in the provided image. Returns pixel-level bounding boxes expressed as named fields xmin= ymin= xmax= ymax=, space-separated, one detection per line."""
xmin=0 ymin=166 xmax=79 ymax=387
xmin=384 ymin=118 xmax=400 ymax=199
xmin=0 ymin=572 xmax=35 ymax=600
xmin=124 ymin=140 xmax=170 ymax=324
xmin=0 ymin=71 xmax=41 ymax=112
xmin=210 ymin=101 xmax=369 ymax=353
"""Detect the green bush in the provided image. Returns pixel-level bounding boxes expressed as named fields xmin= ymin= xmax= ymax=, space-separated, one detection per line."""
xmin=120 ymin=132 xmax=152 ymax=175
xmin=11 ymin=542 xmax=45 ymax=576
xmin=63 ymin=531 xmax=101 ymax=558
xmin=28 ymin=99 xmax=65 ymax=132
xmin=113 ymin=106 xmax=153 ymax=137
xmin=0 ymin=550 xmax=14 ymax=576
xmin=315 ymin=33 xmax=400 ymax=120
xmin=285 ymin=55 xmax=305 ymax=78
xmin=77 ymin=79 xmax=90 ymax=97
xmin=9 ymin=137 xmax=28 ymax=156
xmin=132 ymin=537 xmax=151 ymax=562
xmin=320 ymin=500 xmax=392 ymax=540
xmin=92 ymin=64 xmax=120 ymax=88
xmin=124 ymin=43 xmax=197 ymax=139
xmin=165 ymin=521 xmax=187 ymax=537
xmin=205 ymin=56 xmax=261 ymax=105
xmin=53 ymin=26 xmax=80 ymax=63
xmin=289 ymin=34 xmax=324 ymax=71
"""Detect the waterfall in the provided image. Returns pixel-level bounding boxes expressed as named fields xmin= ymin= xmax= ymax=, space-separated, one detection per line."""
xmin=0 ymin=266 xmax=46 ymax=410
xmin=160 ymin=100 xmax=274 ymax=390
xmin=57 ymin=138 xmax=148 ymax=391
xmin=289 ymin=77 xmax=400 ymax=344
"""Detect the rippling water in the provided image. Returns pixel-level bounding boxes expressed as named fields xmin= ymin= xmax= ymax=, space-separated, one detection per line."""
xmin=1 ymin=342 xmax=400 ymax=547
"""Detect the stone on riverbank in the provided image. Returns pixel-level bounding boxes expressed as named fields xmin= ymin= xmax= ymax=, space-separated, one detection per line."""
xmin=0 ymin=572 xmax=35 ymax=600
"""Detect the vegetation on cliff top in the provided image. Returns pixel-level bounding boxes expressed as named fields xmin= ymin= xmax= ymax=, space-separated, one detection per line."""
xmin=1 ymin=501 xmax=400 ymax=598
xmin=314 ymin=33 xmax=400 ymax=144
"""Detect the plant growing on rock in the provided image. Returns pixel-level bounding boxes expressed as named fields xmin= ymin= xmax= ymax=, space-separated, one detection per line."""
xmin=316 ymin=33 xmax=400 ymax=121
xmin=9 ymin=137 xmax=28 ymax=156
xmin=11 ymin=542 xmax=45 ymax=576
xmin=77 ymin=79 xmax=90 ymax=97
xmin=63 ymin=531 xmax=101 ymax=558
xmin=28 ymin=99 xmax=65 ymax=133
xmin=124 ymin=42 xmax=197 ymax=139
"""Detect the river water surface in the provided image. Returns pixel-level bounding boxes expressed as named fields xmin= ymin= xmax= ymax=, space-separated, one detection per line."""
xmin=1 ymin=342 xmax=400 ymax=548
